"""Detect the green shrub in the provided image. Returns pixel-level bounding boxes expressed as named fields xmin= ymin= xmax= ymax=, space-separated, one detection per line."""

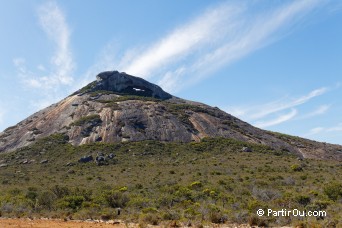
xmin=72 ymin=114 xmax=102 ymax=126
xmin=161 ymin=210 xmax=181 ymax=220
xmin=37 ymin=191 xmax=56 ymax=210
xmin=25 ymin=190 xmax=38 ymax=201
xmin=140 ymin=213 xmax=160 ymax=225
xmin=248 ymin=215 xmax=268 ymax=227
xmin=290 ymin=164 xmax=303 ymax=172
xmin=295 ymin=195 xmax=311 ymax=206
xmin=189 ymin=181 xmax=202 ymax=190
xmin=142 ymin=207 xmax=158 ymax=214
xmin=104 ymin=190 xmax=129 ymax=208
xmin=323 ymin=182 xmax=342 ymax=201
xmin=57 ymin=195 xmax=85 ymax=210
xmin=184 ymin=207 xmax=200 ymax=219
xmin=51 ymin=185 xmax=70 ymax=198
xmin=127 ymin=197 xmax=150 ymax=209
xmin=207 ymin=205 xmax=227 ymax=224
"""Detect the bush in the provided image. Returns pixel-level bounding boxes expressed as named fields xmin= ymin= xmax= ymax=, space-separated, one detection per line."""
xmin=72 ymin=115 xmax=102 ymax=126
xmin=161 ymin=210 xmax=181 ymax=220
xmin=189 ymin=181 xmax=202 ymax=190
xmin=57 ymin=196 xmax=85 ymax=210
xmin=323 ymin=182 xmax=342 ymax=201
xmin=127 ymin=197 xmax=150 ymax=209
xmin=51 ymin=185 xmax=70 ymax=198
xmin=140 ymin=213 xmax=160 ymax=225
xmin=25 ymin=190 xmax=38 ymax=201
xmin=290 ymin=164 xmax=303 ymax=172
xmin=248 ymin=215 xmax=268 ymax=227
xmin=104 ymin=190 xmax=129 ymax=208
xmin=142 ymin=207 xmax=158 ymax=214
xmin=207 ymin=205 xmax=227 ymax=224
xmin=37 ymin=191 xmax=56 ymax=210
xmin=296 ymin=195 xmax=311 ymax=206
xmin=184 ymin=207 xmax=199 ymax=219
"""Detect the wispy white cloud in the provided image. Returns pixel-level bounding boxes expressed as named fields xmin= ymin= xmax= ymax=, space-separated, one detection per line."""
xmin=122 ymin=2 xmax=244 ymax=78
xmin=327 ymin=123 xmax=342 ymax=132
xmin=249 ymin=87 xmax=328 ymax=120
xmin=224 ymin=87 xmax=328 ymax=119
xmin=310 ymin=104 xmax=330 ymax=115
xmin=308 ymin=127 xmax=325 ymax=135
xmin=224 ymin=106 xmax=248 ymax=118
xmin=37 ymin=1 xmax=74 ymax=85
xmin=118 ymin=0 xmax=326 ymax=92
xmin=72 ymin=42 xmax=120 ymax=92
xmin=254 ymin=109 xmax=298 ymax=128
xmin=14 ymin=1 xmax=74 ymax=89
xmin=11 ymin=1 xmax=76 ymax=111
xmin=299 ymin=104 xmax=330 ymax=119
xmin=163 ymin=0 xmax=326 ymax=91
xmin=304 ymin=123 xmax=342 ymax=137
xmin=157 ymin=67 xmax=186 ymax=92
xmin=223 ymin=87 xmax=330 ymax=128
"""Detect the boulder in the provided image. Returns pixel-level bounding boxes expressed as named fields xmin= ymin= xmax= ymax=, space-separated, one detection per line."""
xmin=78 ymin=155 xmax=93 ymax=163
xmin=67 ymin=169 xmax=75 ymax=174
xmin=66 ymin=162 xmax=75 ymax=166
xmin=242 ymin=147 xmax=252 ymax=152
xmin=108 ymin=153 xmax=115 ymax=159
xmin=94 ymin=71 xmax=172 ymax=100
xmin=0 ymin=163 xmax=8 ymax=168
xmin=95 ymin=153 xmax=107 ymax=166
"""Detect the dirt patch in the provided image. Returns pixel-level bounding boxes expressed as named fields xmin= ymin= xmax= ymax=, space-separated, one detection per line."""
xmin=0 ymin=218 xmax=264 ymax=228
xmin=0 ymin=218 xmax=296 ymax=228
xmin=0 ymin=218 xmax=130 ymax=228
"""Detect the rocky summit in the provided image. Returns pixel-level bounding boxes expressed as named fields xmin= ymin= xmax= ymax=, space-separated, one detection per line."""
xmin=79 ymin=70 xmax=172 ymax=100
xmin=0 ymin=71 xmax=342 ymax=160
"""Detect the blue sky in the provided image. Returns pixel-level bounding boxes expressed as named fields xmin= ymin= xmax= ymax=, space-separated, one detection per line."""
xmin=0 ymin=0 xmax=342 ymax=144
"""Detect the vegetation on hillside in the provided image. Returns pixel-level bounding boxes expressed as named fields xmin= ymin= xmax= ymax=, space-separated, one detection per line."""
xmin=0 ymin=134 xmax=341 ymax=227
xmin=71 ymin=115 xmax=102 ymax=127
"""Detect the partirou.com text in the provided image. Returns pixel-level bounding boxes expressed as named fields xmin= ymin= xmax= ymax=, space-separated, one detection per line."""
xmin=257 ymin=209 xmax=326 ymax=217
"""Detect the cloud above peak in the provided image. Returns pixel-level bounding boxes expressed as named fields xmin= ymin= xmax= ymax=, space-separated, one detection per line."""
xmin=38 ymin=1 xmax=74 ymax=85
xmin=14 ymin=1 xmax=74 ymax=90
xmin=122 ymin=2 xmax=245 ymax=79
xmin=117 ymin=0 xmax=328 ymax=92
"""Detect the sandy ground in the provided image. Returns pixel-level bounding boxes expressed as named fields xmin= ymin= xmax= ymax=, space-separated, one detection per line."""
xmin=0 ymin=218 xmax=291 ymax=228
xmin=0 ymin=218 xmax=259 ymax=228
xmin=0 ymin=218 xmax=131 ymax=228
xmin=0 ymin=218 xmax=282 ymax=228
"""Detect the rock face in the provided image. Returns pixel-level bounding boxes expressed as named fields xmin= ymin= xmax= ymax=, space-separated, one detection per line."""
xmin=81 ymin=71 xmax=172 ymax=100
xmin=0 ymin=71 xmax=342 ymax=161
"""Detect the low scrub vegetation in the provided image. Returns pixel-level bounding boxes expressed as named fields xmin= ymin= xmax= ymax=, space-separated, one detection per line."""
xmin=71 ymin=115 xmax=102 ymax=127
xmin=0 ymin=134 xmax=341 ymax=227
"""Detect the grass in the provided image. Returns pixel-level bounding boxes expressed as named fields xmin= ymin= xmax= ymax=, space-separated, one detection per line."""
xmin=95 ymin=95 xmax=161 ymax=103
xmin=71 ymin=81 xmax=97 ymax=95
xmin=0 ymin=134 xmax=341 ymax=227
xmin=71 ymin=115 xmax=102 ymax=127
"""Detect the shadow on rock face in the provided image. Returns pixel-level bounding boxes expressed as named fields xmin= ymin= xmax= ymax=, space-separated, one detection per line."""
xmin=93 ymin=71 xmax=172 ymax=100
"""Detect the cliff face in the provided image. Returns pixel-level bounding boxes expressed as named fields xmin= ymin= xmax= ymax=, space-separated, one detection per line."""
xmin=77 ymin=71 xmax=172 ymax=100
xmin=0 ymin=71 xmax=341 ymax=160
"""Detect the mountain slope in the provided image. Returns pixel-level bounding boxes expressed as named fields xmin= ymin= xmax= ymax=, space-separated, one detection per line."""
xmin=0 ymin=71 xmax=341 ymax=160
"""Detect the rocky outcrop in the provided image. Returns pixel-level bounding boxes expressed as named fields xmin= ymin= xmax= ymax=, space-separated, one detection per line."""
xmin=80 ymin=71 xmax=172 ymax=100
xmin=0 ymin=71 xmax=342 ymax=161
